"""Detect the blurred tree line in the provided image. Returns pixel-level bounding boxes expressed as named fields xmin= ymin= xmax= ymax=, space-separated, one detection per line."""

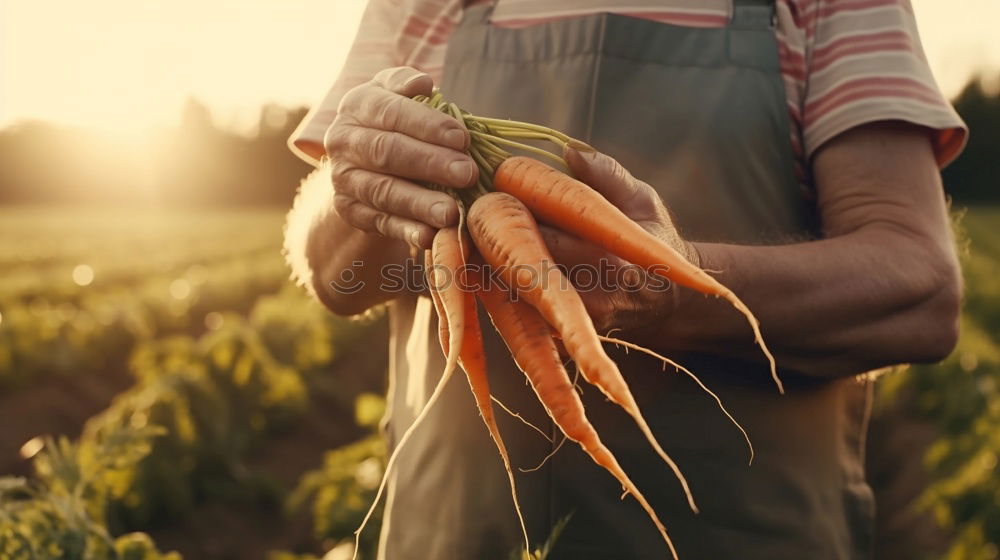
xmin=0 ymin=75 xmax=997 ymax=207
xmin=943 ymin=76 xmax=1000 ymax=203
xmin=0 ymin=100 xmax=313 ymax=207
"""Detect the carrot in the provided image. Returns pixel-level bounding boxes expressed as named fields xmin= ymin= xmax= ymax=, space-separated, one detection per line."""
xmin=493 ymin=155 xmax=783 ymax=394
xmin=429 ymin=231 xmax=531 ymax=554
xmin=351 ymin=240 xmax=468 ymax=560
xmin=476 ymin=274 xmax=679 ymax=560
xmin=431 ymin=230 xmax=466 ymax=384
xmin=427 ymin=248 xmax=450 ymax=355
xmin=468 ymin=192 xmax=696 ymax=513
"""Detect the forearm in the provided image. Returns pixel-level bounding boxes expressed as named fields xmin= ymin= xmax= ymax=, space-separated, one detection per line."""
xmin=648 ymin=226 xmax=961 ymax=377
xmin=285 ymin=166 xmax=412 ymax=316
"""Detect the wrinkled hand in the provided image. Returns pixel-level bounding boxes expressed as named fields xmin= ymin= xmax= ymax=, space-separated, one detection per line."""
xmin=542 ymin=144 xmax=698 ymax=336
xmin=324 ymin=67 xmax=478 ymax=249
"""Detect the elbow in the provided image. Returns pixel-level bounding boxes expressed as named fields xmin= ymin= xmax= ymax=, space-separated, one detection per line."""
xmin=909 ymin=250 xmax=962 ymax=364
xmin=314 ymin=278 xmax=375 ymax=318
xmin=321 ymin=298 xmax=369 ymax=318
xmin=307 ymin=249 xmax=380 ymax=317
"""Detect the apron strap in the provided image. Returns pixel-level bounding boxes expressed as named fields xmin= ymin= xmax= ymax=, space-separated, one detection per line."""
xmin=732 ymin=0 xmax=776 ymax=27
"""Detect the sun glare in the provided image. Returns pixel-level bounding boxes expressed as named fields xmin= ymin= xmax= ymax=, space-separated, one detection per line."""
xmin=1 ymin=0 xmax=366 ymax=134
xmin=1 ymin=0 xmax=998 ymax=137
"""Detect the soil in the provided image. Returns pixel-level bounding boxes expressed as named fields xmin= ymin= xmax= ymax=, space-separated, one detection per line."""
xmin=0 ymin=324 xmax=389 ymax=560
xmin=0 ymin=361 xmax=135 ymax=477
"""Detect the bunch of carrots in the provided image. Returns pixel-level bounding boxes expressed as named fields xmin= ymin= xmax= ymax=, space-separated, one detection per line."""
xmin=352 ymin=90 xmax=781 ymax=560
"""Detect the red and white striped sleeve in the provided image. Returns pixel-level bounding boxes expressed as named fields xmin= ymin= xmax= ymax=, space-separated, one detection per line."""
xmin=798 ymin=0 xmax=967 ymax=167
xmin=288 ymin=0 xmax=404 ymax=166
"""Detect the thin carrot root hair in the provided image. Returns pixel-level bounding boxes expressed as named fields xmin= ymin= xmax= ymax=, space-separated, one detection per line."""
xmin=581 ymin=431 xmax=680 ymax=560
xmin=597 ymin=334 xmax=754 ymax=465
xmin=518 ymin=364 xmax=583 ymax=473
xmin=519 ymin=435 xmax=567 ymax=473
xmin=351 ymin=345 xmax=458 ymax=560
xmin=471 ymin=361 xmax=531 ymax=555
xmin=491 ymin=395 xmax=553 ymax=443
xmin=722 ymin=289 xmax=782 ymax=394
xmin=598 ymin=374 xmax=699 ymax=514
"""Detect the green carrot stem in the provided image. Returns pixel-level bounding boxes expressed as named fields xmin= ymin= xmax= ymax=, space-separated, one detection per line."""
xmin=471 ymin=131 xmax=567 ymax=169
xmin=486 ymin=128 xmax=568 ymax=148
xmin=474 ymin=138 xmax=509 ymax=161
xmin=468 ymin=145 xmax=496 ymax=188
xmin=447 ymin=102 xmax=463 ymax=123
xmin=467 ymin=116 xmax=573 ymax=143
xmin=429 ymin=91 xmax=444 ymax=108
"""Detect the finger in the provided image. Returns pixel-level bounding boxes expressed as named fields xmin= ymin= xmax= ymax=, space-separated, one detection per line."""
xmin=563 ymin=141 xmax=655 ymax=213
xmin=538 ymin=225 xmax=618 ymax=271
xmin=331 ymin=125 xmax=478 ymax=189
xmin=344 ymin=86 xmax=469 ymax=151
xmin=372 ymin=66 xmax=434 ymax=98
xmin=575 ymin=284 xmax=617 ymax=334
xmin=333 ymin=167 xmax=459 ymax=228
xmin=333 ymin=194 xmax=437 ymax=249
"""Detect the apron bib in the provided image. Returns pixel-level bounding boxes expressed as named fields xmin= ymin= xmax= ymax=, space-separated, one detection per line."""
xmin=380 ymin=2 xmax=874 ymax=558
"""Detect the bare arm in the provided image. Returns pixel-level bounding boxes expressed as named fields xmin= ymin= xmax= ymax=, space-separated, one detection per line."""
xmin=289 ymin=171 xmax=412 ymax=315
xmin=549 ymin=122 xmax=962 ymax=378
xmin=666 ymin=123 xmax=961 ymax=376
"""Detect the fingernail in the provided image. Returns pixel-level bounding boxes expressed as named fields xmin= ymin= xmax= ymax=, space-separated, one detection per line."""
xmin=567 ymin=138 xmax=596 ymax=153
xmin=409 ymin=228 xmax=422 ymax=247
xmin=443 ymin=128 xmax=466 ymax=149
xmin=448 ymin=160 xmax=475 ymax=185
xmin=430 ymin=201 xmax=450 ymax=226
xmin=403 ymin=73 xmax=426 ymax=88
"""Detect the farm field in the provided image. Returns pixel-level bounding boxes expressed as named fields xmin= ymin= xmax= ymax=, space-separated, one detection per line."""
xmin=0 ymin=208 xmax=389 ymax=559
xmin=0 ymin=205 xmax=997 ymax=559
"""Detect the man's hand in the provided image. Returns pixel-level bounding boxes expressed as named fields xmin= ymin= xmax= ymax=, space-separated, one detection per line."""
xmin=542 ymin=143 xmax=696 ymax=335
xmin=324 ymin=66 xmax=479 ymax=250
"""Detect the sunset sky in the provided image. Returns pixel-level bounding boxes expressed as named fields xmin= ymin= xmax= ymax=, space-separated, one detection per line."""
xmin=2 ymin=0 xmax=999 ymax=135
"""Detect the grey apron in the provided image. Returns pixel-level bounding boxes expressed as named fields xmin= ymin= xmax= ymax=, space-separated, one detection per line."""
xmin=380 ymin=2 xmax=874 ymax=558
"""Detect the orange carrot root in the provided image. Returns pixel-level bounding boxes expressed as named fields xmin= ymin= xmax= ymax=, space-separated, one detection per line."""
xmin=493 ymin=155 xmax=782 ymax=394
xmin=477 ymin=277 xmax=678 ymax=559
xmin=352 ymin=241 xmax=470 ymax=560
xmin=469 ymin=192 xmax=697 ymax=514
xmin=434 ymin=230 xmax=531 ymax=553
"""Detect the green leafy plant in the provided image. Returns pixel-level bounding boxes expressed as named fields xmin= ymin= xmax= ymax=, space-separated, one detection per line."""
xmin=878 ymin=208 xmax=1000 ymax=560
xmin=512 ymin=514 xmax=573 ymax=560
xmin=0 ymin=427 xmax=179 ymax=560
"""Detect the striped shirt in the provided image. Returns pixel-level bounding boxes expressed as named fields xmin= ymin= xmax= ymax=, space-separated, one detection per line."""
xmin=289 ymin=0 xmax=967 ymax=186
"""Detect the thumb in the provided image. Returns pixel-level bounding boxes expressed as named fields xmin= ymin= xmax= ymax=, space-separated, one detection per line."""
xmin=563 ymin=139 xmax=640 ymax=208
xmin=373 ymin=66 xmax=434 ymax=97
